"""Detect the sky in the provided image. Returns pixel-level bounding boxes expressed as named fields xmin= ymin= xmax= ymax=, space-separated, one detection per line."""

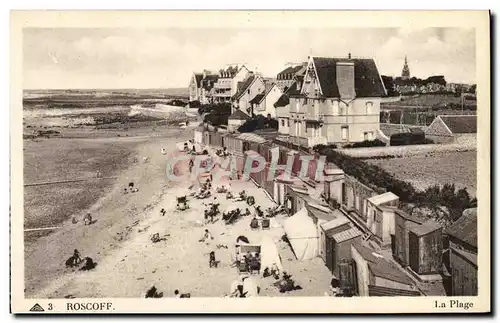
xmin=23 ymin=27 xmax=476 ymax=89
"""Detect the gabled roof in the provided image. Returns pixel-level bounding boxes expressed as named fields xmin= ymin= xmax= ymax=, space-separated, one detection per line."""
xmin=249 ymin=83 xmax=280 ymax=105
xmin=439 ymin=115 xmax=477 ymax=134
xmin=446 ymin=208 xmax=477 ymax=248
xmin=274 ymin=94 xmax=290 ymax=108
xmin=232 ymin=75 xmax=256 ymax=100
xmin=193 ymin=73 xmax=203 ymax=87
xmin=249 ymin=93 xmax=265 ymax=104
xmin=310 ymin=57 xmax=386 ymax=98
xmin=228 ymin=109 xmax=251 ymax=121
xmin=284 ymin=81 xmax=304 ymax=98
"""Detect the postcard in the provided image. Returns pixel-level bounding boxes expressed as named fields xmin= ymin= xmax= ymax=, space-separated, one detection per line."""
xmin=10 ymin=10 xmax=490 ymax=314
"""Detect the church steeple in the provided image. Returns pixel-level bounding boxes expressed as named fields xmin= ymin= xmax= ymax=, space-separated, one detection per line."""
xmin=401 ymin=55 xmax=411 ymax=80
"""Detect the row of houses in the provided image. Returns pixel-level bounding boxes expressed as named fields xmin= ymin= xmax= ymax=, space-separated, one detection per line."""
xmin=190 ymin=54 xmax=389 ymax=147
xmin=194 ymin=126 xmax=478 ymax=296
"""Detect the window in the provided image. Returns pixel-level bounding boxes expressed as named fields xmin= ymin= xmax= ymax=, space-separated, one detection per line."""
xmin=247 ymin=89 xmax=250 ymax=94
xmin=339 ymin=102 xmax=346 ymax=116
xmin=332 ymin=100 xmax=339 ymax=115
xmin=364 ymin=132 xmax=369 ymax=141
xmin=366 ymin=101 xmax=373 ymax=114
xmin=281 ymin=119 xmax=285 ymax=127
xmin=287 ymin=119 xmax=290 ymax=127
xmin=341 ymin=126 xmax=349 ymax=141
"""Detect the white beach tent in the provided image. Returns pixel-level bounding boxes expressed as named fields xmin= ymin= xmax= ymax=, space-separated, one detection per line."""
xmin=242 ymin=276 xmax=259 ymax=297
xmin=283 ymin=207 xmax=319 ymax=261
xmin=260 ymin=236 xmax=284 ymax=274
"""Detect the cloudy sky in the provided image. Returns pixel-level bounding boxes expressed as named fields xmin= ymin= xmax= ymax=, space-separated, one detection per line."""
xmin=23 ymin=27 xmax=476 ymax=89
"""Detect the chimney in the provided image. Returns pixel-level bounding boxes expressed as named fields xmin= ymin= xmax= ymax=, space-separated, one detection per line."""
xmin=336 ymin=60 xmax=355 ymax=99
xmin=348 ymin=52 xmax=351 ymax=59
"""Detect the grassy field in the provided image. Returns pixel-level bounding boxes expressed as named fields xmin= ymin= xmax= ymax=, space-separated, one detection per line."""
xmin=23 ymin=138 xmax=136 ymax=231
xmin=366 ymin=151 xmax=477 ymax=196
xmin=382 ymin=94 xmax=477 ymax=107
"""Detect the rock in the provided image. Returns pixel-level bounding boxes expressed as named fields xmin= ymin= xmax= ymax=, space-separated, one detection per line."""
xmin=137 ymin=277 xmax=144 ymax=280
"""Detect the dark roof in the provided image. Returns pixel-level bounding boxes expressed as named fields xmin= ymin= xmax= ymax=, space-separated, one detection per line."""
xmin=284 ymin=81 xmax=304 ymax=98
xmin=451 ymin=246 xmax=477 ymax=266
xmin=219 ymin=65 xmax=239 ymax=78
xmin=439 ymin=115 xmax=477 ymax=134
xmin=311 ymin=57 xmax=386 ymax=98
xmin=194 ymin=73 xmax=203 ymax=87
xmin=395 ymin=209 xmax=427 ymax=225
xmin=277 ymin=64 xmax=307 ymax=80
xmin=305 ymin=203 xmax=334 ymax=222
xmin=274 ymin=94 xmax=290 ymax=108
xmin=200 ymin=74 xmax=219 ymax=91
xmin=228 ymin=109 xmax=251 ymax=120
xmin=249 ymin=93 xmax=265 ymax=104
xmin=353 ymin=242 xmax=414 ymax=286
xmin=409 ymin=220 xmax=442 ymax=236
xmin=446 ymin=208 xmax=477 ymax=248
xmin=232 ymin=75 xmax=256 ymax=100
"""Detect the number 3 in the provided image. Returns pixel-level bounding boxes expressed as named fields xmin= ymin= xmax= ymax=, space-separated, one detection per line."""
xmin=48 ymin=303 xmax=53 ymax=310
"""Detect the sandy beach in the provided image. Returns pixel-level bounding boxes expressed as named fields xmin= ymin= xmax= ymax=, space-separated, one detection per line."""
xmin=25 ymin=127 xmax=332 ymax=299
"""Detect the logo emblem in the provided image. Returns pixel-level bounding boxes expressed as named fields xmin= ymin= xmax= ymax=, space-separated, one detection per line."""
xmin=29 ymin=303 xmax=45 ymax=312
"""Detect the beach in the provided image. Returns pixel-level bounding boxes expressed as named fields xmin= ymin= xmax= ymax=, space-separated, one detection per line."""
xmin=24 ymin=125 xmax=332 ymax=298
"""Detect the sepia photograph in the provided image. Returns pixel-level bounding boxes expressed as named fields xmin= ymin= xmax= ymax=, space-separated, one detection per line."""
xmin=10 ymin=10 xmax=490 ymax=314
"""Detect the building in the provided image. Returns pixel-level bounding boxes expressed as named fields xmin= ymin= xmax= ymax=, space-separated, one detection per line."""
xmin=401 ymin=55 xmax=411 ymax=80
xmin=351 ymin=242 xmax=420 ymax=296
xmin=446 ymin=208 xmax=477 ymax=296
xmin=231 ymin=74 xmax=266 ymax=115
xmin=188 ymin=73 xmax=203 ymax=102
xmin=249 ymin=83 xmax=283 ymax=118
xmin=227 ymin=109 xmax=251 ymax=132
xmin=213 ymin=65 xmax=251 ymax=103
xmin=365 ymin=192 xmax=399 ymax=247
xmin=286 ymin=55 xmax=386 ymax=148
xmin=425 ymin=115 xmax=477 ymax=144
xmin=276 ymin=63 xmax=307 ymax=92
xmin=275 ymin=93 xmax=291 ymax=135
xmin=199 ymin=72 xmax=219 ymax=104
xmin=318 ymin=210 xmax=362 ymax=277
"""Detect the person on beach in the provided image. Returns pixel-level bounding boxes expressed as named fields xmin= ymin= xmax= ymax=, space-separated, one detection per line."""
xmin=209 ymin=251 xmax=217 ymax=268
xmin=72 ymin=249 xmax=82 ymax=266
xmin=83 ymin=213 xmax=92 ymax=226
xmin=200 ymin=229 xmax=213 ymax=242
xmin=188 ymin=158 xmax=194 ymax=173
xmin=174 ymin=290 xmax=181 ymax=298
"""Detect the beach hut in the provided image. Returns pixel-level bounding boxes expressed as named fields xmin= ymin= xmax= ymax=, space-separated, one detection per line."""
xmin=366 ymin=192 xmax=400 ymax=247
xmin=351 ymin=242 xmax=419 ymax=296
xmin=408 ymin=220 xmax=443 ymax=275
xmin=194 ymin=123 xmax=206 ymax=144
xmin=394 ymin=209 xmax=428 ymax=267
xmin=283 ymin=207 xmax=319 ymax=261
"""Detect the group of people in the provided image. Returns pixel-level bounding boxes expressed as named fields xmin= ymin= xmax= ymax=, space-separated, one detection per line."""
xmin=124 ymin=182 xmax=139 ymax=194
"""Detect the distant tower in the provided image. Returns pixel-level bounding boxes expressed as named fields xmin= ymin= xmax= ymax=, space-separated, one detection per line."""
xmin=401 ymin=55 xmax=411 ymax=80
